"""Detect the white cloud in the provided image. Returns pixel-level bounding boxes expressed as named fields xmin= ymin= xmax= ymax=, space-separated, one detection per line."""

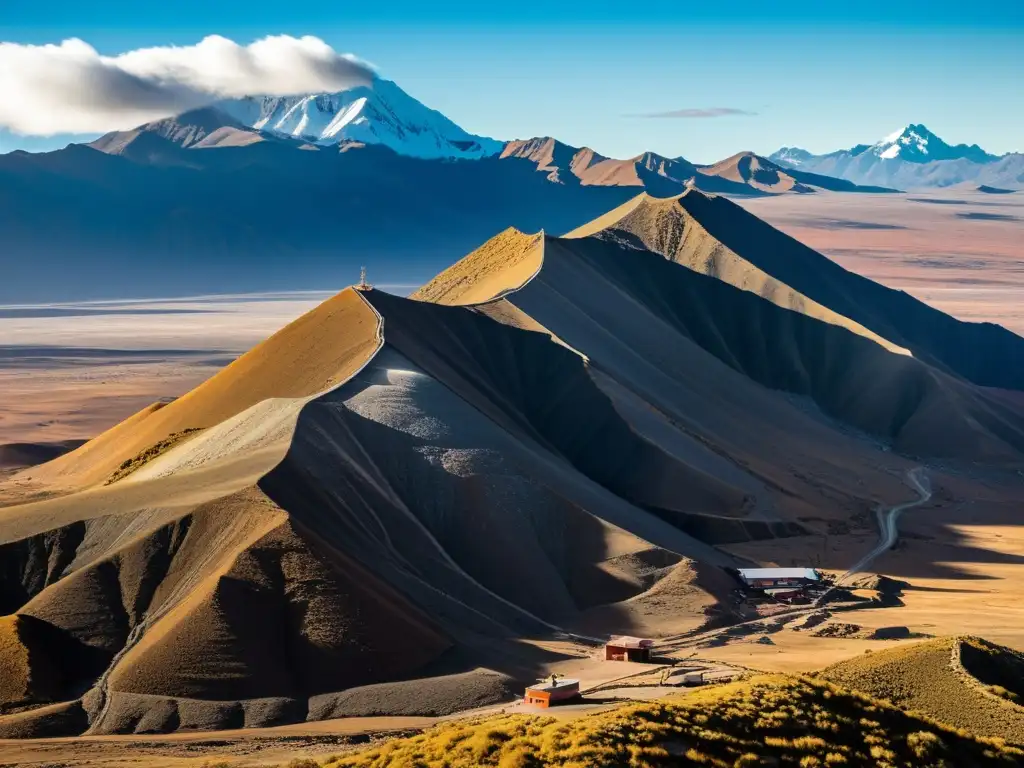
xmin=0 ymin=35 xmax=374 ymax=136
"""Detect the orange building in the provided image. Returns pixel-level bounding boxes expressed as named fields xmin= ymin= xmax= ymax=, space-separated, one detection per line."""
xmin=523 ymin=678 xmax=580 ymax=708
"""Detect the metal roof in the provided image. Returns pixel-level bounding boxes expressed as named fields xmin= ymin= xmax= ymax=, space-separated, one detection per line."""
xmin=526 ymin=678 xmax=580 ymax=693
xmin=738 ymin=568 xmax=820 ymax=581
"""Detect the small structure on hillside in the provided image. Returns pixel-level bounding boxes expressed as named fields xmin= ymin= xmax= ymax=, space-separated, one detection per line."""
xmin=605 ymin=636 xmax=654 ymax=662
xmin=523 ymin=676 xmax=580 ymax=708
xmin=737 ymin=568 xmax=820 ymax=589
xmin=680 ymin=671 xmax=705 ymax=686
xmin=735 ymin=568 xmax=822 ymax=604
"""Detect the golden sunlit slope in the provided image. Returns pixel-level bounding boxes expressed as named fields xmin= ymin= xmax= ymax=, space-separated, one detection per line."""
xmin=820 ymin=636 xmax=1024 ymax=743
xmin=411 ymin=228 xmax=544 ymax=305
xmin=0 ymin=615 xmax=59 ymax=709
xmin=21 ymin=287 xmax=381 ymax=490
xmin=566 ymin=192 xmax=909 ymax=354
xmin=332 ymin=674 xmax=1024 ymax=767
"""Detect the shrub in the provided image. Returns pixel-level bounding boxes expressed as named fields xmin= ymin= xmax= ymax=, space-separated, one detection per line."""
xmin=324 ymin=675 xmax=1024 ymax=768
xmin=907 ymin=731 xmax=946 ymax=759
xmin=733 ymin=754 xmax=761 ymax=767
xmin=986 ymin=685 xmax=1020 ymax=702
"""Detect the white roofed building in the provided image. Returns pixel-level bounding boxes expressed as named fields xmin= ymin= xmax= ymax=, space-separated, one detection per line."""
xmin=737 ymin=568 xmax=821 ymax=589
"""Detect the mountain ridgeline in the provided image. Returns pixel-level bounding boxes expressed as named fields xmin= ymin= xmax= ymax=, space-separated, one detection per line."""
xmin=771 ymin=124 xmax=1024 ymax=189
xmin=2 ymin=186 xmax=1024 ymax=738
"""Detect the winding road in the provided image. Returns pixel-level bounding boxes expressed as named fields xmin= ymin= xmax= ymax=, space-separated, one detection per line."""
xmin=835 ymin=467 xmax=931 ymax=587
xmin=661 ymin=467 xmax=932 ymax=650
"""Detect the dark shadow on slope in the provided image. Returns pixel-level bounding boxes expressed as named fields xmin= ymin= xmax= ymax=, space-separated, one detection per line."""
xmin=364 ymin=290 xmax=750 ymax=515
xmin=672 ymin=191 xmax=1024 ymax=391
xmin=643 ymin=506 xmax=808 ymax=545
xmin=0 ymin=521 xmax=87 ymax=614
xmin=283 ymin=395 xmax=648 ymax=621
xmin=556 ymin=234 xmax=1024 ymax=461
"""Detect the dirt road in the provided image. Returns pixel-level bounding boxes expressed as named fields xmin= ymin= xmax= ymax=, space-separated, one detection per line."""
xmin=662 ymin=468 xmax=932 ymax=650
xmin=838 ymin=467 xmax=931 ymax=585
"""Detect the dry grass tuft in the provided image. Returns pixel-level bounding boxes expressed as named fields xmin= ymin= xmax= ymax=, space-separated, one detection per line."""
xmin=319 ymin=674 xmax=1023 ymax=767
xmin=819 ymin=636 xmax=1024 ymax=744
xmin=105 ymin=428 xmax=202 ymax=484
xmin=0 ymin=616 xmax=31 ymax=707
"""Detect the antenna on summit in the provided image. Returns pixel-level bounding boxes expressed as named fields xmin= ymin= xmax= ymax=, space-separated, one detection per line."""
xmin=357 ymin=266 xmax=371 ymax=291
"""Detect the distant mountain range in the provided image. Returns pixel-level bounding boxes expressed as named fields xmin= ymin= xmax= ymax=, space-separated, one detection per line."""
xmin=500 ymin=138 xmax=894 ymax=197
xmin=87 ymin=77 xmax=889 ymax=199
xmin=0 ymin=78 xmax=985 ymax=303
xmin=0 ymin=80 xmax=896 ymax=303
xmin=770 ymin=125 xmax=1024 ymax=189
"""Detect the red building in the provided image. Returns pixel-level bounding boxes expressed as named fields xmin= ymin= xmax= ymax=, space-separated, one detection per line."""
xmin=523 ymin=678 xmax=580 ymax=708
xmin=605 ymin=636 xmax=653 ymax=662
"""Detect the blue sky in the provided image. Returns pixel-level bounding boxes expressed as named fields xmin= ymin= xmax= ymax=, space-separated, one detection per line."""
xmin=2 ymin=1 xmax=1022 ymax=162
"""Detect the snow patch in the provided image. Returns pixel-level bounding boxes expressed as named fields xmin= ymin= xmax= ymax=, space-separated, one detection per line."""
xmin=323 ymin=97 xmax=368 ymax=138
xmin=881 ymin=128 xmax=905 ymax=144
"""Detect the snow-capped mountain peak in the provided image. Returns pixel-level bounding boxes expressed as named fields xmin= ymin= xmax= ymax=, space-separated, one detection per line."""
xmin=873 ymin=124 xmax=938 ymax=160
xmin=217 ymin=78 xmax=503 ymax=160
xmin=870 ymin=124 xmax=996 ymax=164
xmin=767 ymin=147 xmax=814 ymax=167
